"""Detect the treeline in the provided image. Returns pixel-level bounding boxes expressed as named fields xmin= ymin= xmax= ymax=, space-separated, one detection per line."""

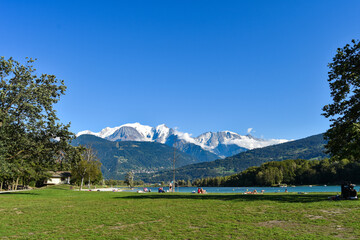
xmin=191 ymin=158 xmax=360 ymax=187
xmin=0 ymin=145 xmax=103 ymax=191
xmin=105 ymin=179 xmax=145 ymax=186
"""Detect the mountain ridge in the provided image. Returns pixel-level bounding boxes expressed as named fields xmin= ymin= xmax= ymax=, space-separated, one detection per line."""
xmin=136 ymin=133 xmax=328 ymax=182
xmin=77 ymin=122 xmax=289 ymax=159
xmin=71 ymin=134 xmax=201 ymax=179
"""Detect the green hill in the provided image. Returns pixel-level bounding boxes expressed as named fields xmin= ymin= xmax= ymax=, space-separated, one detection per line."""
xmin=138 ymin=133 xmax=328 ymax=182
xmin=72 ymin=135 xmax=199 ymax=179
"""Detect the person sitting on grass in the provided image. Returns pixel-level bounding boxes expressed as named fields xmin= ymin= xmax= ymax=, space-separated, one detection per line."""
xmin=349 ymin=185 xmax=357 ymax=199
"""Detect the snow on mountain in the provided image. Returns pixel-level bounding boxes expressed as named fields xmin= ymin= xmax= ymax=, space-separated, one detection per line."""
xmin=172 ymin=129 xmax=198 ymax=145
xmin=196 ymin=131 xmax=288 ymax=150
xmin=77 ymin=123 xmax=153 ymax=140
xmin=153 ymin=124 xmax=170 ymax=143
xmin=121 ymin=123 xmax=154 ymax=141
xmin=107 ymin=126 xmax=145 ymax=141
xmin=76 ymin=130 xmax=97 ymax=137
xmin=77 ymin=123 xmax=290 ymax=157
xmin=77 ymin=126 xmax=122 ymax=138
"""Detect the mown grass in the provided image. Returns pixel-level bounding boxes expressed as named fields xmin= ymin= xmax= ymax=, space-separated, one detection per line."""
xmin=0 ymin=186 xmax=359 ymax=239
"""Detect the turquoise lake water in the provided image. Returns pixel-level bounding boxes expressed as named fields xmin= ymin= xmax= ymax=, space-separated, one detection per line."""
xmin=133 ymin=185 xmax=353 ymax=194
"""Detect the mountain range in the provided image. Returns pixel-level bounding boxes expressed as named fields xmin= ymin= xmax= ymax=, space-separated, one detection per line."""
xmin=71 ymin=134 xmax=200 ymax=179
xmin=72 ymin=131 xmax=327 ymax=182
xmin=137 ymin=133 xmax=328 ymax=182
xmin=77 ymin=123 xmax=289 ymax=161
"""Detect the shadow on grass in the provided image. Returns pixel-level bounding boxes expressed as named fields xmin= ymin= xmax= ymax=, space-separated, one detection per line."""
xmin=115 ymin=193 xmax=333 ymax=203
xmin=0 ymin=192 xmax=39 ymax=195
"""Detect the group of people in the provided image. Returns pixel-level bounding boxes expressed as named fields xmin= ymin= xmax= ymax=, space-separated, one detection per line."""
xmin=197 ymin=188 xmax=207 ymax=194
xmin=244 ymin=189 xmax=265 ymax=194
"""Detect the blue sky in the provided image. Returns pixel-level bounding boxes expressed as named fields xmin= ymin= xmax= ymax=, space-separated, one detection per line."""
xmin=1 ymin=1 xmax=360 ymax=140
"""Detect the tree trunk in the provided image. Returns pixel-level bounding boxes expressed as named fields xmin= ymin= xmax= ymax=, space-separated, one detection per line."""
xmin=88 ymin=175 xmax=91 ymax=189
xmin=0 ymin=181 xmax=3 ymax=191
xmin=80 ymin=177 xmax=84 ymax=191
xmin=15 ymin=177 xmax=19 ymax=190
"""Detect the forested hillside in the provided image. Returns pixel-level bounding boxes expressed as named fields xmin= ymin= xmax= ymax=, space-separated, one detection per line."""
xmin=192 ymin=158 xmax=360 ymax=187
xmin=138 ymin=134 xmax=328 ymax=182
xmin=72 ymin=135 xmax=199 ymax=179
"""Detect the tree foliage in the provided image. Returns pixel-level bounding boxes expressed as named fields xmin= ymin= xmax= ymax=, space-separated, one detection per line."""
xmin=71 ymin=146 xmax=103 ymax=190
xmin=191 ymin=158 xmax=360 ymax=187
xmin=0 ymin=57 xmax=74 ymax=190
xmin=124 ymin=171 xmax=134 ymax=188
xmin=322 ymin=39 xmax=360 ymax=160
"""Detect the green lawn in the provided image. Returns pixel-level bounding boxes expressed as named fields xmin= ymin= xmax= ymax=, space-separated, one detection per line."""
xmin=0 ymin=186 xmax=359 ymax=239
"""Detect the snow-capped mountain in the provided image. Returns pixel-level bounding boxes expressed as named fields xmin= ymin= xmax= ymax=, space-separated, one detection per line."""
xmin=77 ymin=123 xmax=153 ymax=140
xmin=195 ymin=131 xmax=288 ymax=152
xmin=77 ymin=123 xmax=289 ymax=159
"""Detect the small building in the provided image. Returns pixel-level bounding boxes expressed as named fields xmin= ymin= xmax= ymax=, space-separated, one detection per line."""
xmin=46 ymin=171 xmax=71 ymax=185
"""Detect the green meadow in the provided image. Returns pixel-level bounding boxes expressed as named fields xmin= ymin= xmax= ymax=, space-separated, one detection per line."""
xmin=1 ymin=186 xmax=359 ymax=239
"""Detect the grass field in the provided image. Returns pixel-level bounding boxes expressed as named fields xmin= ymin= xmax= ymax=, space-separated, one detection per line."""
xmin=1 ymin=186 xmax=359 ymax=239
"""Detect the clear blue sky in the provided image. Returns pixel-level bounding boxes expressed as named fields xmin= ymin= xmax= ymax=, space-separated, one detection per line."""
xmin=1 ymin=1 xmax=360 ymax=140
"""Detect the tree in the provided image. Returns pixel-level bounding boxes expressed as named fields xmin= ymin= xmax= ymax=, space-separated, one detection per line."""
xmin=124 ymin=171 xmax=134 ymax=188
xmin=0 ymin=57 xmax=74 ymax=189
xmin=322 ymin=40 xmax=360 ymax=161
xmin=0 ymin=156 xmax=13 ymax=190
xmin=71 ymin=146 xmax=102 ymax=191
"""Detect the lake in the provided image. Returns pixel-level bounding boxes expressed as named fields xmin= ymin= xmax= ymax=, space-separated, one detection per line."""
xmin=133 ymin=185 xmax=348 ymax=194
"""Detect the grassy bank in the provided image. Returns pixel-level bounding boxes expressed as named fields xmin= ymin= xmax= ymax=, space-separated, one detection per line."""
xmin=1 ymin=186 xmax=359 ymax=239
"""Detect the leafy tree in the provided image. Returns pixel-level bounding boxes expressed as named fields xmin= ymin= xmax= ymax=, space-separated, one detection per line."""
xmin=0 ymin=57 xmax=74 ymax=189
xmin=186 ymin=180 xmax=192 ymax=187
xmin=177 ymin=179 xmax=185 ymax=186
xmin=0 ymin=156 xmax=13 ymax=190
xmin=71 ymin=146 xmax=102 ymax=190
xmin=124 ymin=171 xmax=134 ymax=188
xmin=87 ymin=158 xmax=103 ymax=186
xmin=322 ymin=40 xmax=360 ymax=160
